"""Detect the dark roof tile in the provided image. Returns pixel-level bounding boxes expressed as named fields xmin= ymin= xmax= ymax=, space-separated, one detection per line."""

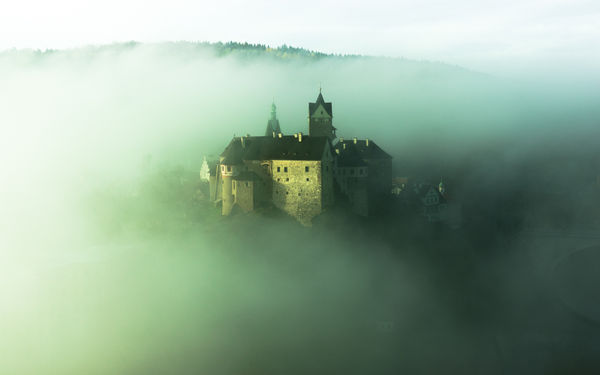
xmin=221 ymin=135 xmax=331 ymax=163
xmin=334 ymin=139 xmax=392 ymax=160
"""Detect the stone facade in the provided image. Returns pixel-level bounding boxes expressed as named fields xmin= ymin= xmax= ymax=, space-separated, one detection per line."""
xmin=212 ymin=133 xmax=335 ymax=225
xmin=232 ymin=176 xmax=255 ymax=213
xmin=271 ymin=154 xmax=335 ymax=224
xmin=336 ymin=165 xmax=369 ymax=216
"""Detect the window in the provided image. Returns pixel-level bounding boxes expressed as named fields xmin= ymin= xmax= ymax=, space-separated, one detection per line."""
xmin=298 ymin=193 xmax=301 ymax=196
xmin=286 ymin=178 xmax=289 ymax=182
xmin=350 ymin=169 xmax=355 ymax=175
xmin=305 ymin=166 xmax=309 ymax=172
xmin=359 ymin=169 xmax=363 ymax=175
xmin=277 ymin=178 xmax=280 ymax=182
xmin=326 ymin=166 xmax=329 ymax=171
xmin=277 ymin=166 xmax=280 ymax=172
xmin=284 ymin=167 xmax=288 ymax=173
xmin=286 ymin=191 xmax=289 ymax=195
xmin=245 ymin=182 xmax=249 ymax=187
xmin=306 ymin=178 xmax=309 ymax=181
xmin=227 ymin=166 xmax=231 ymax=172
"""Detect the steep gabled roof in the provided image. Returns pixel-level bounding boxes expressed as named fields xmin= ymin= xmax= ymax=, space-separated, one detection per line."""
xmin=309 ymin=92 xmax=333 ymax=117
xmin=221 ymin=135 xmax=332 ymax=164
xmin=336 ymin=143 xmax=368 ymax=167
xmin=333 ymin=139 xmax=392 ymax=160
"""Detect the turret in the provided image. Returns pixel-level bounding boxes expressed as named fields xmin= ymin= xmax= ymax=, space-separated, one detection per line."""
xmin=220 ymin=162 xmax=236 ymax=215
xmin=265 ymin=101 xmax=282 ymax=136
xmin=308 ymin=88 xmax=336 ymax=140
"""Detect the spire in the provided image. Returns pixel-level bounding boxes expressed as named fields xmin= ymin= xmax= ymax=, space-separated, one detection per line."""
xmin=270 ymin=100 xmax=277 ymax=120
xmin=316 ymin=90 xmax=325 ymax=104
xmin=265 ymin=100 xmax=282 ymax=136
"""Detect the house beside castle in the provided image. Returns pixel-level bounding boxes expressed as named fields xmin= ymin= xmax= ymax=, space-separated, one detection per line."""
xmin=209 ymin=90 xmax=391 ymax=225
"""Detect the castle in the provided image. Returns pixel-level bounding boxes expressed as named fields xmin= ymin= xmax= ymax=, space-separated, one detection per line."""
xmin=208 ymin=90 xmax=392 ymax=225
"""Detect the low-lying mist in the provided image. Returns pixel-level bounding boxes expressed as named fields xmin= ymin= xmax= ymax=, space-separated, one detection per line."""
xmin=1 ymin=42 xmax=599 ymax=374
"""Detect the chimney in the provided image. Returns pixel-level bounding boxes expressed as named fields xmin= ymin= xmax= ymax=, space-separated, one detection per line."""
xmin=298 ymin=132 xmax=303 ymax=142
xmin=366 ymin=138 xmax=369 ymax=146
xmin=278 ymin=133 xmax=283 ymax=138
xmin=353 ymin=137 xmax=357 ymax=144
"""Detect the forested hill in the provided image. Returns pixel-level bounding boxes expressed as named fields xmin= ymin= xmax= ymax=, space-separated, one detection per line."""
xmin=0 ymin=41 xmax=477 ymax=75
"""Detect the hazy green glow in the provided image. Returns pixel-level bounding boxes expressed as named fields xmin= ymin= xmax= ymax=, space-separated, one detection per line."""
xmin=1 ymin=43 xmax=599 ymax=374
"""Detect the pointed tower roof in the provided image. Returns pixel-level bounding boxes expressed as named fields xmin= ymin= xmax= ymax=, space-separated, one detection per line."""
xmin=265 ymin=100 xmax=282 ymax=136
xmin=270 ymin=101 xmax=277 ymax=119
xmin=309 ymin=89 xmax=332 ymax=117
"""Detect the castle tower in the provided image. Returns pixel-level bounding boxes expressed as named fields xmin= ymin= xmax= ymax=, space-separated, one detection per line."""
xmin=265 ymin=101 xmax=282 ymax=136
xmin=220 ymin=163 xmax=235 ymax=215
xmin=308 ymin=89 xmax=336 ymax=140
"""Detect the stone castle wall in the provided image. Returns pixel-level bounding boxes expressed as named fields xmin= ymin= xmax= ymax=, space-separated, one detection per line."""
xmin=271 ymin=160 xmax=326 ymax=225
xmin=365 ymin=159 xmax=392 ymax=196
xmin=321 ymin=157 xmax=335 ymax=208
xmin=335 ymin=166 xmax=369 ymax=216
xmin=233 ymin=179 xmax=254 ymax=212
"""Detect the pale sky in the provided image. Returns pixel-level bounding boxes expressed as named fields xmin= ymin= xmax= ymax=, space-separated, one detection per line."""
xmin=1 ymin=0 xmax=599 ymax=75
